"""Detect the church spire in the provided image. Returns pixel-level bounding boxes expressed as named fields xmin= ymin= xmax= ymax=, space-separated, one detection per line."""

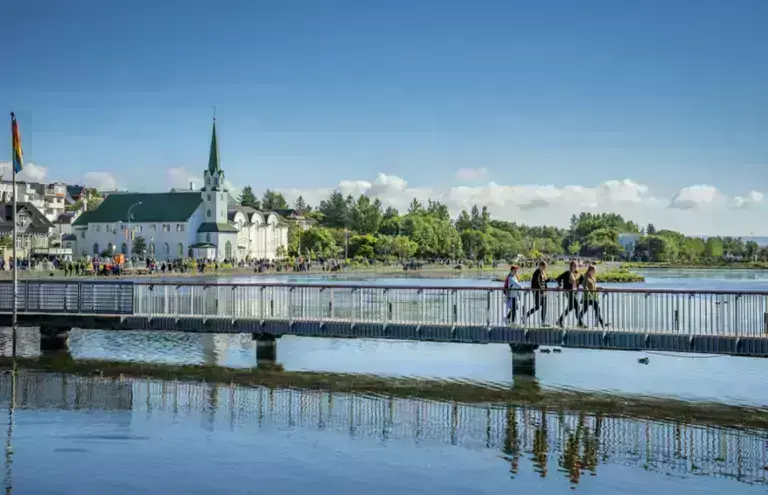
xmin=208 ymin=117 xmax=221 ymax=173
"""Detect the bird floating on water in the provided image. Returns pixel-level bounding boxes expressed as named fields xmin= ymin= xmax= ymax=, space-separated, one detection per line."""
xmin=637 ymin=357 xmax=649 ymax=365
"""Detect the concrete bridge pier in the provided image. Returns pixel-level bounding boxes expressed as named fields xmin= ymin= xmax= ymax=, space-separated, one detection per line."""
xmin=253 ymin=334 xmax=279 ymax=365
xmin=39 ymin=326 xmax=71 ymax=352
xmin=509 ymin=344 xmax=538 ymax=377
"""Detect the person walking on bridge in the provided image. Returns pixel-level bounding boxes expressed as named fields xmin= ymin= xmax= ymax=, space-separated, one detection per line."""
xmin=577 ymin=265 xmax=605 ymax=327
xmin=525 ymin=261 xmax=550 ymax=326
xmin=556 ymin=260 xmax=582 ymax=327
xmin=503 ymin=264 xmax=523 ymax=324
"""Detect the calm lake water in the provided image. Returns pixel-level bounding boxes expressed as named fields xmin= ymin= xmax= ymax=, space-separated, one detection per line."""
xmin=1 ymin=268 xmax=767 ymax=493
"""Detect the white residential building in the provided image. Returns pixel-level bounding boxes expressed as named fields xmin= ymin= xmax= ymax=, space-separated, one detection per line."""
xmin=0 ymin=180 xmax=67 ymax=223
xmin=71 ymin=119 xmax=289 ymax=261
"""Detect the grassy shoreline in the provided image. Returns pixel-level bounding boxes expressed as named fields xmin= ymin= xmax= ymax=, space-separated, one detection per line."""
xmin=622 ymin=261 xmax=768 ymax=270
xmin=0 ymin=263 xmax=644 ymax=283
xmin=1 ymin=355 xmax=765 ymax=430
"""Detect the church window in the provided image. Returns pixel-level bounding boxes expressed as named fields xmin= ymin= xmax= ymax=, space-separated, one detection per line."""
xmin=93 ymin=243 xmax=99 ymax=255
xmin=206 ymin=233 xmax=211 ymax=243
xmin=214 ymin=177 xmax=219 ymax=186
xmin=95 ymin=225 xmax=101 ymax=232
xmin=207 ymin=194 xmax=211 ymax=202
xmin=206 ymin=209 xmax=211 ymax=218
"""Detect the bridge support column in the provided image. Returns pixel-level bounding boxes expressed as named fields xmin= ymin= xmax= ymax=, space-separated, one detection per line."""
xmin=253 ymin=333 xmax=278 ymax=365
xmin=40 ymin=326 xmax=71 ymax=352
xmin=509 ymin=344 xmax=537 ymax=377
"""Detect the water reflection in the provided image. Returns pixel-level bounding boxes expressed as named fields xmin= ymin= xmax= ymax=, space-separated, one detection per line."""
xmin=0 ymin=372 xmax=766 ymax=489
xmin=3 ymin=326 xmax=768 ymax=408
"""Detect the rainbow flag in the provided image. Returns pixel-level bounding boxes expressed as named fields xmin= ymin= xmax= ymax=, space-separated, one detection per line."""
xmin=11 ymin=112 xmax=23 ymax=173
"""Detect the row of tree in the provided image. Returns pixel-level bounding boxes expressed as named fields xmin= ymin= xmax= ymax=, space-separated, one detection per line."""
xmin=238 ymin=186 xmax=768 ymax=263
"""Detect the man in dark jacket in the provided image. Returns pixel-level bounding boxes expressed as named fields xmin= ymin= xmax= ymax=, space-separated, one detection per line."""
xmin=525 ymin=261 xmax=549 ymax=325
xmin=556 ymin=260 xmax=583 ymax=327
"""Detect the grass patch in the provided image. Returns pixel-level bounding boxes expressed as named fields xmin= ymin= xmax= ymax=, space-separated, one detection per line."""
xmin=622 ymin=261 xmax=768 ymax=270
xmin=517 ymin=269 xmax=644 ymax=284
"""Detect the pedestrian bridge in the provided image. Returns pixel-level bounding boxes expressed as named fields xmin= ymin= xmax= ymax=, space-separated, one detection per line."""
xmin=1 ymin=280 xmax=767 ymax=361
xmin=1 ymin=373 xmax=766 ymax=486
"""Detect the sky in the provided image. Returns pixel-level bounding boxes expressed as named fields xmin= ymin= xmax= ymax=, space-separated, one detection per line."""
xmin=2 ymin=0 xmax=768 ymax=236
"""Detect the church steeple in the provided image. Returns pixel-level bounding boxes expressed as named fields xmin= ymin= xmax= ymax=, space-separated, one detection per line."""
xmin=208 ymin=117 xmax=221 ymax=173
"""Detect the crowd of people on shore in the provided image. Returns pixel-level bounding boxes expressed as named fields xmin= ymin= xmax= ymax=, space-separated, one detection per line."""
xmin=503 ymin=260 xmax=606 ymax=328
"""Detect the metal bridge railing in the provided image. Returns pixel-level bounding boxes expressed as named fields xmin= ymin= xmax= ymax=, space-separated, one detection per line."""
xmin=0 ymin=280 xmax=767 ymax=336
xmin=132 ymin=282 xmax=768 ymax=336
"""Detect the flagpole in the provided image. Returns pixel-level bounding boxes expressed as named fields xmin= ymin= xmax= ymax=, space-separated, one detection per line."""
xmin=10 ymin=114 xmax=18 ymax=355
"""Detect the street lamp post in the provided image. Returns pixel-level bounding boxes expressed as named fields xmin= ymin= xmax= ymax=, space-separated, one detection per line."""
xmin=127 ymin=201 xmax=142 ymax=260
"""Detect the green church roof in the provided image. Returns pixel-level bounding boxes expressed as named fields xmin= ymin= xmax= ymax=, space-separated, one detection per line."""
xmin=72 ymin=192 xmax=202 ymax=225
xmin=197 ymin=222 xmax=238 ymax=233
xmin=208 ymin=118 xmax=221 ymax=173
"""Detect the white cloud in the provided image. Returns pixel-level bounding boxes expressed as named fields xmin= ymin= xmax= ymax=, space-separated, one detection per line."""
xmin=668 ymin=185 xmax=724 ymax=210
xmin=455 ymin=167 xmax=489 ymax=181
xmin=82 ymin=172 xmax=118 ymax=190
xmin=731 ymin=190 xmax=765 ymax=209
xmin=0 ymin=161 xmax=47 ymax=182
xmin=276 ymin=173 xmax=768 ymax=236
xmin=166 ymin=167 xmax=202 ymax=191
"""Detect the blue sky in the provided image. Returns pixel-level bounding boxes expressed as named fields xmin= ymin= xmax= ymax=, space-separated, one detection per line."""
xmin=2 ymin=0 xmax=768 ymax=234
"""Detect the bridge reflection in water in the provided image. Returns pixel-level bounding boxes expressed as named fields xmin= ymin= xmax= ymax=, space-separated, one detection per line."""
xmin=1 ymin=372 xmax=767 ymax=487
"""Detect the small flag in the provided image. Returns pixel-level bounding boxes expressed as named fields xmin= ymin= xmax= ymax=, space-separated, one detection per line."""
xmin=11 ymin=112 xmax=23 ymax=173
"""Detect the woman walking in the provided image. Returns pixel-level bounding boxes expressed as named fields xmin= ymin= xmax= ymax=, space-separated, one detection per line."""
xmin=577 ymin=265 xmax=605 ymax=327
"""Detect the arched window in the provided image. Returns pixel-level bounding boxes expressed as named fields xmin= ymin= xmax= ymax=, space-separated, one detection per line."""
xmin=163 ymin=243 xmax=170 ymax=256
xmin=206 ymin=233 xmax=211 ymax=243
xmin=93 ymin=243 xmax=99 ymax=255
xmin=121 ymin=243 xmax=128 ymax=254
xmin=206 ymin=209 xmax=211 ymax=218
xmin=188 ymin=248 xmax=193 ymax=258
xmin=225 ymin=241 xmax=232 ymax=259
xmin=107 ymin=242 xmax=114 ymax=253
xmin=149 ymin=243 xmax=155 ymax=256
xmin=178 ymin=243 xmax=184 ymax=256
xmin=214 ymin=177 xmax=219 ymax=186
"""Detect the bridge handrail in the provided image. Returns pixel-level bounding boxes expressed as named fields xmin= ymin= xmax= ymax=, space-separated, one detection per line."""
xmin=125 ymin=280 xmax=768 ymax=296
xmin=4 ymin=278 xmax=768 ymax=296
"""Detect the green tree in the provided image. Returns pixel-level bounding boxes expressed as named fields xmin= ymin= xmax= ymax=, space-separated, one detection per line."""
xmin=318 ymin=191 xmax=352 ymax=228
xmin=293 ymin=195 xmax=310 ymax=212
xmin=455 ymin=210 xmax=472 ymax=232
xmin=351 ymin=195 xmax=382 ymax=234
xmin=461 ymin=229 xmax=490 ymax=260
xmin=239 ymin=185 xmax=260 ymax=209
xmin=392 ymin=235 xmax=418 ymax=259
xmin=704 ymin=237 xmax=724 ymax=260
xmin=348 ymin=234 xmax=377 ymax=259
xmin=299 ymin=228 xmax=338 ymax=257
xmin=132 ymin=236 xmax=147 ymax=256
xmin=567 ymin=240 xmax=581 ymax=256
xmin=261 ymin=189 xmax=288 ymax=211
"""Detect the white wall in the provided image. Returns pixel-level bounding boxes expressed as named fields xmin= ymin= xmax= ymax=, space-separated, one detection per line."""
xmin=80 ymin=212 xmax=201 ymax=261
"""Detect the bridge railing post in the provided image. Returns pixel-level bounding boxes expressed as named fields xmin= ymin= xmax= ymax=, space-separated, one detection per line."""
xmin=329 ymin=288 xmax=334 ymax=319
xmin=486 ymin=290 xmax=491 ymax=327
xmin=452 ymin=289 xmax=457 ymax=324
xmin=419 ymin=289 xmax=426 ymax=323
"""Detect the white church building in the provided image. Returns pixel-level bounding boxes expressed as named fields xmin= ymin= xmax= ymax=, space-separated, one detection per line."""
xmin=72 ymin=119 xmax=288 ymax=261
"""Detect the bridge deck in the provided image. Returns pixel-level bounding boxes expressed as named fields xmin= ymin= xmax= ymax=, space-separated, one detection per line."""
xmin=1 ymin=280 xmax=767 ymax=356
